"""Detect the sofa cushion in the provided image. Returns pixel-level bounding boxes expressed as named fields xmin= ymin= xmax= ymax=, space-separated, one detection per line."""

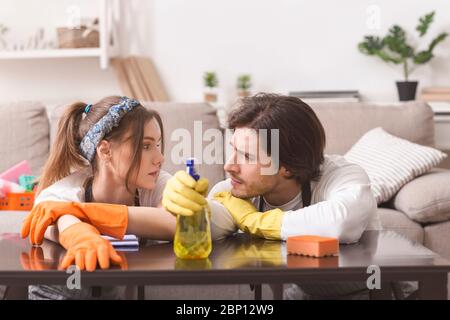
xmin=0 ymin=101 xmax=50 ymax=176
xmin=393 ymin=169 xmax=450 ymax=223
xmin=377 ymin=208 xmax=424 ymax=244
xmin=424 ymin=220 xmax=450 ymax=260
xmin=345 ymin=127 xmax=446 ymax=204
xmin=311 ymin=101 xmax=435 ymax=155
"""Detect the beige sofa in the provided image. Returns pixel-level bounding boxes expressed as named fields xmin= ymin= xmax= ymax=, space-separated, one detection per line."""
xmin=0 ymin=100 xmax=449 ymax=299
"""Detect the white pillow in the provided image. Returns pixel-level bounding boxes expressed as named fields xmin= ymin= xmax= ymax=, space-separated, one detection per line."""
xmin=344 ymin=127 xmax=447 ymax=204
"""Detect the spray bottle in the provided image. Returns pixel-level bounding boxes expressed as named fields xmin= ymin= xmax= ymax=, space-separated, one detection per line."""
xmin=173 ymin=158 xmax=212 ymax=259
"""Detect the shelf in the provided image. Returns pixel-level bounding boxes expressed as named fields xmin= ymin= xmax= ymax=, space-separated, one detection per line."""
xmin=0 ymin=0 xmax=120 ymax=69
xmin=0 ymin=48 xmax=102 ymax=59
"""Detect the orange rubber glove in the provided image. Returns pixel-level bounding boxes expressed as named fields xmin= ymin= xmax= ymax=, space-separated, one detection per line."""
xmin=58 ymin=222 xmax=123 ymax=272
xmin=20 ymin=247 xmax=59 ymax=271
xmin=21 ymin=201 xmax=128 ymax=245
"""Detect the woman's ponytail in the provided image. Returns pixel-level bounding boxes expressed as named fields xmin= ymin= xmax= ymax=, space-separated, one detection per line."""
xmin=36 ymin=102 xmax=88 ymax=195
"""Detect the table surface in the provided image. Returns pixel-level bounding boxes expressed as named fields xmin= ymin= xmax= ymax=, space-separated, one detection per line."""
xmin=1 ymin=230 xmax=450 ymax=286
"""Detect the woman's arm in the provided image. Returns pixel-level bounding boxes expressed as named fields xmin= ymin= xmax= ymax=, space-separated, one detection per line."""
xmin=43 ymin=225 xmax=59 ymax=243
xmin=126 ymin=206 xmax=176 ymax=241
xmin=44 ymin=215 xmax=84 ymax=243
xmin=43 ymin=205 xmax=175 ymax=243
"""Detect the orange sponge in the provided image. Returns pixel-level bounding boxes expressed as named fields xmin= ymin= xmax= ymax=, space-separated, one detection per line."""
xmin=287 ymin=235 xmax=339 ymax=258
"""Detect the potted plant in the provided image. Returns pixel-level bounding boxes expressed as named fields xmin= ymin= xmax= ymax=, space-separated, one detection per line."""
xmin=203 ymin=71 xmax=218 ymax=103
xmin=237 ymin=74 xmax=252 ymax=98
xmin=358 ymin=11 xmax=448 ymax=101
xmin=0 ymin=23 xmax=9 ymax=50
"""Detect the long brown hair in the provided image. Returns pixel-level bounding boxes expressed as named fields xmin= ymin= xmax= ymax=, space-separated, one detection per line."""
xmin=37 ymin=96 xmax=164 ymax=195
xmin=228 ymin=93 xmax=326 ymax=205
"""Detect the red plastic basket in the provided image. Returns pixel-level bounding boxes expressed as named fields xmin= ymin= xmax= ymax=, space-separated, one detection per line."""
xmin=0 ymin=192 xmax=35 ymax=211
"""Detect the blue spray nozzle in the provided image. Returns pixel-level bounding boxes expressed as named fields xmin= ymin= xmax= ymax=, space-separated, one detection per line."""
xmin=186 ymin=158 xmax=200 ymax=181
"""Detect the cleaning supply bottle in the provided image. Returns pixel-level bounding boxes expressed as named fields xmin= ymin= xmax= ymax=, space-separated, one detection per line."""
xmin=173 ymin=158 xmax=212 ymax=259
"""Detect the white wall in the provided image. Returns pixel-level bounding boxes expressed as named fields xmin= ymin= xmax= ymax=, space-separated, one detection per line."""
xmin=150 ymin=0 xmax=450 ymax=104
xmin=0 ymin=0 xmax=449 ymax=105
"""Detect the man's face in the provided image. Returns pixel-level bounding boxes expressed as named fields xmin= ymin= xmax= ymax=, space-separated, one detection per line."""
xmin=224 ymin=127 xmax=280 ymax=199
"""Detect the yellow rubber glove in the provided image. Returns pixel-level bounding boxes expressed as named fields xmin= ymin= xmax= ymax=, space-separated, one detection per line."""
xmin=21 ymin=201 xmax=128 ymax=245
xmin=162 ymin=170 xmax=209 ymax=216
xmin=213 ymin=191 xmax=284 ymax=240
xmin=222 ymin=240 xmax=284 ymax=269
xmin=58 ymin=222 xmax=124 ymax=272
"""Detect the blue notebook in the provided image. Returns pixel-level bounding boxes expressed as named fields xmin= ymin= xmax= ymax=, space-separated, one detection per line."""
xmin=102 ymin=234 xmax=139 ymax=251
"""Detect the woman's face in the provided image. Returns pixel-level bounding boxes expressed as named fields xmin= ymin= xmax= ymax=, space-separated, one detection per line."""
xmin=109 ymin=118 xmax=164 ymax=191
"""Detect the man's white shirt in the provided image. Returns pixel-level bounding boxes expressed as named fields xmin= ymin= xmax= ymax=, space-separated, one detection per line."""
xmin=207 ymin=155 xmax=379 ymax=243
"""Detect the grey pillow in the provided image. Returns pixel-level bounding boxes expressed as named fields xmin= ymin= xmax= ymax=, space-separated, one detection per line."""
xmin=0 ymin=101 xmax=50 ymax=176
xmin=393 ymin=169 xmax=450 ymax=223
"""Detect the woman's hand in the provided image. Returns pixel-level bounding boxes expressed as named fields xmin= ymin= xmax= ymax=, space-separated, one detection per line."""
xmin=21 ymin=201 xmax=128 ymax=245
xmin=58 ymin=222 xmax=124 ymax=272
xmin=162 ymin=171 xmax=209 ymax=216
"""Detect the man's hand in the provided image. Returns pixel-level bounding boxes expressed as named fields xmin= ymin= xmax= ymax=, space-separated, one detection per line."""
xmin=213 ymin=191 xmax=284 ymax=240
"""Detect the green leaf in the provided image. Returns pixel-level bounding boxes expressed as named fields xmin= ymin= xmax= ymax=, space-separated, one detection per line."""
xmin=416 ymin=11 xmax=435 ymax=37
xmin=428 ymin=32 xmax=448 ymax=52
xmin=358 ymin=36 xmax=384 ymax=55
xmin=203 ymin=72 xmax=218 ymax=88
xmin=413 ymin=50 xmax=433 ymax=64
xmin=413 ymin=32 xmax=448 ymax=65
xmin=376 ymin=51 xmax=403 ymax=64
xmin=383 ymin=25 xmax=413 ymax=57
xmin=0 ymin=24 xmax=9 ymax=35
xmin=237 ymin=74 xmax=251 ymax=90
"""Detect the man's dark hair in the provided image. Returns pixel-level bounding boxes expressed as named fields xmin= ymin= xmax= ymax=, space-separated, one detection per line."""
xmin=227 ymin=93 xmax=326 ymax=206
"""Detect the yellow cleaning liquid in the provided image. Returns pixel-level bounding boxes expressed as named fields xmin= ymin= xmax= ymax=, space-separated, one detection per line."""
xmin=174 ymin=207 xmax=212 ymax=259
xmin=173 ymin=158 xmax=212 ymax=259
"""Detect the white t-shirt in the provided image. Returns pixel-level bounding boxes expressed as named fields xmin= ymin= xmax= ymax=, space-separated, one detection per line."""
xmin=31 ymin=169 xmax=172 ymax=300
xmin=35 ymin=168 xmax=171 ymax=207
xmin=207 ymin=155 xmax=379 ymax=243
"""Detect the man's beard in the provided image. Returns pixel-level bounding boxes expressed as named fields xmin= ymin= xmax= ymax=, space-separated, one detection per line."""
xmin=231 ymin=184 xmax=262 ymax=200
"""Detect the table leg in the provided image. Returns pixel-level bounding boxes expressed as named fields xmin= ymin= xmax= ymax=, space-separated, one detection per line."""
xmin=3 ymin=286 xmax=28 ymax=300
xmin=253 ymin=284 xmax=262 ymax=300
xmin=270 ymin=284 xmax=283 ymax=300
xmin=418 ymin=273 xmax=447 ymax=300
xmin=138 ymin=285 xmax=145 ymax=300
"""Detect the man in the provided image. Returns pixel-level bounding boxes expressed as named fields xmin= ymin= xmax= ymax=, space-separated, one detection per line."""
xmin=163 ymin=93 xmax=377 ymax=244
xmin=162 ymin=93 xmax=378 ymax=299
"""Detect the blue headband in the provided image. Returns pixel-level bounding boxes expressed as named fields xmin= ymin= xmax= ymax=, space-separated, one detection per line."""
xmin=79 ymin=96 xmax=140 ymax=162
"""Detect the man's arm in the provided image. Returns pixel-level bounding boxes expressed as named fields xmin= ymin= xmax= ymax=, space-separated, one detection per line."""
xmin=281 ymin=161 xmax=376 ymax=243
xmin=213 ymin=160 xmax=376 ymax=244
xmin=207 ymin=179 xmax=239 ymax=240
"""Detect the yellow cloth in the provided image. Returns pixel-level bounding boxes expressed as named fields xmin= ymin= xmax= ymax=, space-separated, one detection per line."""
xmin=58 ymin=222 xmax=124 ymax=272
xmin=213 ymin=191 xmax=284 ymax=240
xmin=162 ymin=170 xmax=209 ymax=216
xmin=21 ymin=201 xmax=128 ymax=245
